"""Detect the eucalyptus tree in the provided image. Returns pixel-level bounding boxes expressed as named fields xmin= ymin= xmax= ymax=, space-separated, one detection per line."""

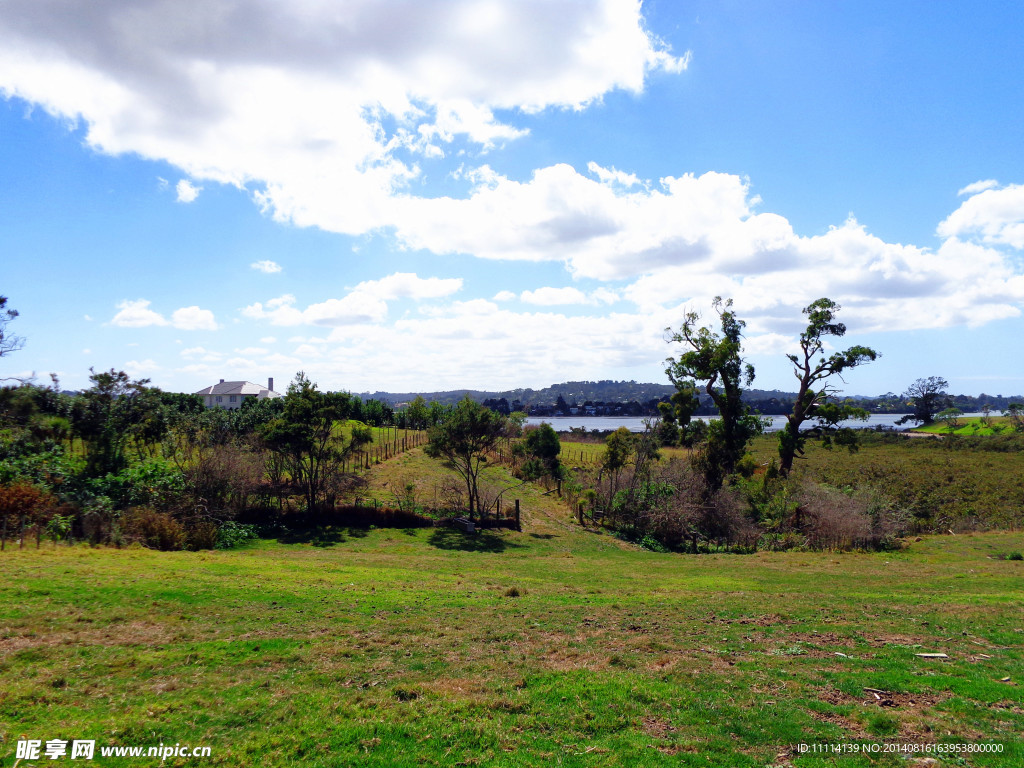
xmin=777 ymin=298 xmax=878 ymax=476
xmin=665 ymin=297 xmax=763 ymax=489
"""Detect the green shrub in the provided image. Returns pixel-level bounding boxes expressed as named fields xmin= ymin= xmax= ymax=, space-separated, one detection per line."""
xmin=186 ymin=520 xmax=219 ymax=550
xmin=122 ymin=507 xmax=185 ymax=551
xmin=216 ymin=521 xmax=259 ymax=549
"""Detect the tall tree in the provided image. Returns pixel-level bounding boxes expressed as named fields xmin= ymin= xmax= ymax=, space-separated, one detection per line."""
xmin=425 ymin=396 xmax=507 ymax=520
xmin=405 ymin=395 xmax=430 ymax=430
xmin=1004 ymin=403 xmax=1024 ymax=432
xmin=72 ymin=369 xmax=163 ymax=476
xmin=520 ymin=422 xmax=563 ymax=482
xmin=777 ymin=298 xmax=879 ymax=475
xmin=258 ymin=372 xmax=366 ymax=512
xmin=898 ymin=376 xmax=950 ymax=425
xmin=665 ymin=297 xmax=763 ymax=489
xmin=1 ymin=296 xmax=25 ymax=381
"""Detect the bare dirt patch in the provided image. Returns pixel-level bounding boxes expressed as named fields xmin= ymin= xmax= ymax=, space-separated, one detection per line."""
xmin=817 ymin=686 xmax=949 ymax=709
xmin=863 ymin=633 xmax=928 ymax=648
xmin=0 ymin=621 xmax=176 ymax=657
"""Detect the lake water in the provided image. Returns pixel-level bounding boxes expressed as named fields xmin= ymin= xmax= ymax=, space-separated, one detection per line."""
xmin=525 ymin=413 xmax=943 ymax=434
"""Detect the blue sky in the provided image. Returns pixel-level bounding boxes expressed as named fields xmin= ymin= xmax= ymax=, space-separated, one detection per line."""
xmin=2 ymin=0 xmax=1024 ymax=397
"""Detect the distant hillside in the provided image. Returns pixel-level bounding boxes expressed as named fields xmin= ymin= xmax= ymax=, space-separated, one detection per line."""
xmin=361 ymin=381 xmax=677 ymax=407
xmin=360 ymin=381 xmax=1024 ymax=417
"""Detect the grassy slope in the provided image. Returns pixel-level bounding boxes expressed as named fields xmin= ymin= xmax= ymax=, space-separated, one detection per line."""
xmin=2 ymin=450 xmax=1023 ymax=767
xmin=748 ymin=434 xmax=1024 ymax=530
xmin=910 ymin=418 xmax=1014 ymax=437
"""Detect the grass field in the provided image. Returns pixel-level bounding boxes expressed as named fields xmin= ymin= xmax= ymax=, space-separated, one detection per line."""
xmin=745 ymin=433 xmax=1024 ymax=532
xmin=910 ymin=418 xmax=1015 ymax=437
xmin=2 ymin=472 xmax=1022 ymax=767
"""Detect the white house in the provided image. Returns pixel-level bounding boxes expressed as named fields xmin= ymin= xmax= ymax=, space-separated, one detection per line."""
xmin=194 ymin=378 xmax=283 ymax=410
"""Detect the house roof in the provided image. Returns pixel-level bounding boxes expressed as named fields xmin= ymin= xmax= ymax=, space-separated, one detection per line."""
xmin=194 ymin=380 xmax=282 ymax=398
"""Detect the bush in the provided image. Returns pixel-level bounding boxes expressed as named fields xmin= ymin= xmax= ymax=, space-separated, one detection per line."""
xmin=795 ymin=483 xmax=905 ymax=551
xmin=216 ymin=521 xmax=259 ymax=549
xmin=186 ymin=520 xmax=219 ymax=550
xmin=122 ymin=507 xmax=186 ymax=551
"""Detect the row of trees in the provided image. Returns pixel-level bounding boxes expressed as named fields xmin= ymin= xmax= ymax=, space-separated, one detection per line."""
xmin=566 ymin=298 xmax=900 ymax=551
xmin=662 ymin=297 xmax=878 ymax=486
xmin=0 ymin=366 xmax=449 ymax=548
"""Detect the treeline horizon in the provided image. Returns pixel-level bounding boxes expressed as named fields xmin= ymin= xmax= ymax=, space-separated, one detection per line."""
xmin=46 ymin=379 xmax=1024 ymax=418
xmin=353 ymin=381 xmax=1021 ymax=417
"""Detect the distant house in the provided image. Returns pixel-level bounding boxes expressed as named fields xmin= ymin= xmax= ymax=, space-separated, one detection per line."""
xmin=194 ymin=378 xmax=283 ymax=410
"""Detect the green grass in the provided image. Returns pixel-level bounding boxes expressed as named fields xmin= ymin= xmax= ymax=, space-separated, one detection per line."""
xmin=911 ymin=417 xmax=1017 ymax=437
xmin=2 ymin=518 xmax=1022 ymax=766
xmin=749 ymin=433 xmax=1024 ymax=530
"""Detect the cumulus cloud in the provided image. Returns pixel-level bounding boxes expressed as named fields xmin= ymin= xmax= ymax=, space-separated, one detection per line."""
xmin=251 ymin=260 xmax=282 ymax=274
xmin=112 ymin=300 xmax=218 ymax=330
xmin=124 ymin=359 xmax=160 ymax=376
xmin=587 ymin=161 xmax=642 ymax=188
xmin=171 ymin=306 xmax=218 ymax=330
xmin=958 ymin=179 xmax=999 ymax=197
xmin=520 ymin=286 xmax=619 ymax=306
xmin=938 ymin=183 xmax=1024 ymax=249
xmin=111 ymin=299 xmax=168 ymax=328
xmin=393 ymin=163 xmax=1024 ymax=331
xmin=351 ymin=272 xmax=462 ymax=300
xmin=0 ymin=0 xmax=687 ymax=234
xmin=243 ymin=292 xmax=387 ymax=327
xmin=181 ymin=346 xmax=223 ymax=362
xmin=279 ymin=301 xmax=678 ymax=391
xmin=242 ymin=272 xmax=460 ymax=327
xmin=175 ymin=179 xmax=201 ymax=203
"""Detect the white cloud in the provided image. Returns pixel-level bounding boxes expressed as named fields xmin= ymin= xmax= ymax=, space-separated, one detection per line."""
xmin=243 ymin=292 xmax=387 ymax=327
xmin=259 ymin=336 xmax=277 ymax=344
xmin=492 ymin=290 xmax=517 ymax=302
xmin=0 ymin=0 xmax=687 ymax=236
xmin=171 ymin=305 xmax=218 ymax=330
xmin=293 ymin=343 xmax=322 ymax=358
xmin=242 ymin=294 xmax=306 ymax=326
xmin=937 ymin=183 xmax=1024 ymax=249
xmin=182 ymin=346 xmax=223 ymax=362
xmin=176 ymin=179 xmax=201 ymax=203
xmin=521 ymin=287 xmax=588 ymax=305
xmin=588 ymin=161 xmax=642 ymax=188
xmin=519 ymin=286 xmax=619 ymax=306
xmin=291 ymin=302 xmax=678 ymax=391
xmin=304 ymin=294 xmax=388 ymax=326
xmin=111 ymin=299 xmax=168 ymax=328
xmin=251 ymin=260 xmax=282 ymax=274
xmin=112 ymin=300 xmax=217 ymax=330
xmin=124 ymin=359 xmax=160 ymax=376
xmin=351 ymin=272 xmax=462 ymax=300
xmin=958 ymin=179 xmax=999 ymax=196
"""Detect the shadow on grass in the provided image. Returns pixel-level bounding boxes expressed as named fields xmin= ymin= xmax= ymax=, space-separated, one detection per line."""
xmin=529 ymin=533 xmax=557 ymax=540
xmin=272 ymin=525 xmax=368 ymax=547
xmin=427 ymin=527 xmax=523 ymax=553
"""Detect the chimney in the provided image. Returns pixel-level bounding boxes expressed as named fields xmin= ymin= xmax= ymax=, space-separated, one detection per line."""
xmin=268 ymin=377 xmax=274 ymax=392
xmin=219 ymin=378 xmax=225 ymax=383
